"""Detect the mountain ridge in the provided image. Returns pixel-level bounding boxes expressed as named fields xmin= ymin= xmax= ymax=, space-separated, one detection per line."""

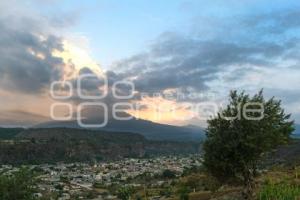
xmin=36 ymin=113 xmax=205 ymax=142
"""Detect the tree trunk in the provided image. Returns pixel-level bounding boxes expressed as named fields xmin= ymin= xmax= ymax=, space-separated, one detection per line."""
xmin=253 ymin=162 xmax=258 ymax=177
xmin=242 ymin=168 xmax=255 ymax=200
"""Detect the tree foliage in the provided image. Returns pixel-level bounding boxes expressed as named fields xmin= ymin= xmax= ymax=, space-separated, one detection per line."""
xmin=0 ymin=167 xmax=37 ymax=200
xmin=117 ymin=186 xmax=134 ymax=200
xmin=162 ymin=169 xmax=176 ymax=179
xmin=203 ymin=90 xmax=294 ymax=198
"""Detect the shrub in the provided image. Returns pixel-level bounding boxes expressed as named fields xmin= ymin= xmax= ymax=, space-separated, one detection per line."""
xmin=259 ymin=182 xmax=300 ymax=200
xmin=0 ymin=168 xmax=37 ymax=200
xmin=117 ymin=186 xmax=134 ymax=200
xmin=162 ymin=169 xmax=176 ymax=179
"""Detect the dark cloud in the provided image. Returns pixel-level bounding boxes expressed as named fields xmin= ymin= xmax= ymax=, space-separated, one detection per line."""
xmin=0 ymin=18 xmax=65 ymax=93
xmin=112 ymin=32 xmax=296 ymax=96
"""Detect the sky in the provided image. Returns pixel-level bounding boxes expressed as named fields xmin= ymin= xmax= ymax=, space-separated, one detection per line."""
xmin=0 ymin=0 xmax=300 ymax=126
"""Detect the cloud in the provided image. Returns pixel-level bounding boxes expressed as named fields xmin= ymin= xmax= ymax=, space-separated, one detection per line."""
xmin=109 ymin=7 xmax=300 ymax=122
xmin=0 ymin=0 xmax=72 ymax=94
xmin=112 ymin=31 xmax=297 ymax=94
xmin=242 ymin=9 xmax=300 ymax=35
xmin=1 ymin=1 xmax=299 ymax=124
xmin=45 ymin=4 xmax=300 ymax=123
xmin=0 ymin=20 xmax=65 ymax=93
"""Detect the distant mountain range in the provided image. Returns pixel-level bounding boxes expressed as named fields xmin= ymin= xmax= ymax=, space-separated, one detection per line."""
xmin=3 ymin=109 xmax=299 ymax=142
xmin=0 ymin=109 xmax=205 ymax=142
xmin=37 ymin=116 xmax=205 ymax=142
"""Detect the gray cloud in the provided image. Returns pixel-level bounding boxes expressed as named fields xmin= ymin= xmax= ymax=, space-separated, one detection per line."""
xmin=1 ymin=1 xmax=299 ymax=123
xmin=0 ymin=0 xmax=78 ymax=94
xmin=242 ymin=9 xmax=300 ymax=35
xmin=112 ymin=31 xmax=297 ymax=96
xmin=0 ymin=20 xmax=65 ymax=93
xmin=107 ymin=8 xmax=300 ymax=123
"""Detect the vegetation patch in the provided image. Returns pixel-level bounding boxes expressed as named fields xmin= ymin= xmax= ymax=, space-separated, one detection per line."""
xmin=259 ymin=182 xmax=300 ymax=200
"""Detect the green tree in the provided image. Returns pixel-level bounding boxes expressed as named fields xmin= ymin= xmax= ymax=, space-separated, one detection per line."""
xmin=162 ymin=169 xmax=176 ymax=179
xmin=0 ymin=167 xmax=37 ymax=200
xmin=177 ymin=186 xmax=189 ymax=200
xmin=117 ymin=186 xmax=134 ymax=200
xmin=203 ymin=90 xmax=294 ymax=199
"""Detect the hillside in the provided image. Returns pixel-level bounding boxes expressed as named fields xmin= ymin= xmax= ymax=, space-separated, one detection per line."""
xmin=263 ymin=139 xmax=300 ymax=166
xmin=0 ymin=128 xmax=201 ymax=164
xmin=0 ymin=128 xmax=145 ymax=164
xmin=0 ymin=128 xmax=24 ymax=139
